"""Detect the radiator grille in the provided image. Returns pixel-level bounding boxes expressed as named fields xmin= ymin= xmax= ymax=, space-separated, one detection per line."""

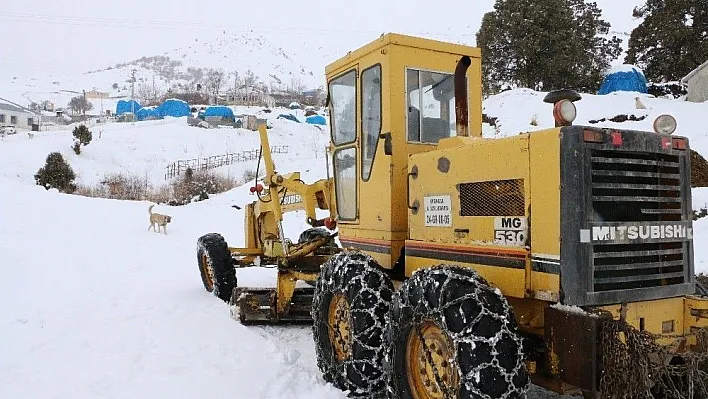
xmin=589 ymin=149 xmax=686 ymax=292
xmin=459 ymin=179 xmax=524 ymax=217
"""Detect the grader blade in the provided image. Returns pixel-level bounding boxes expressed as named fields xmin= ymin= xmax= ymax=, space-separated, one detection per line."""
xmin=230 ymin=286 xmax=315 ymax=324
xmin=229 ymin=267 xmax=322 ymax=325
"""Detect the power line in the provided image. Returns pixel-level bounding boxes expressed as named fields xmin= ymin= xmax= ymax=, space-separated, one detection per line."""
xmin=0 ymin=11 xmax=474 ymax=40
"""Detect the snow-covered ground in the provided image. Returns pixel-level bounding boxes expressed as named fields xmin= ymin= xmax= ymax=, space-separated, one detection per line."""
xmin=0 ymin=111 xmax=328 ymax=187
xmin=1 ymin=92 xmax=707 ymax=398
xmin=482 ymin=89 xmax=708 ymax=157
xmin=0 ymin=177 xmax=345 ymax=399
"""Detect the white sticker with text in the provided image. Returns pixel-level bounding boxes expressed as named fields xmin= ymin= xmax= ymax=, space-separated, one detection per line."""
xmin=424 ymin=195 xmax=452 ymax=227
xmin=494 ymin=217 xmax=528 ymax=246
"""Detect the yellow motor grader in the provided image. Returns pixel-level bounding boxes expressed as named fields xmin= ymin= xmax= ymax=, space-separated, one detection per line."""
xmin=196 ymin=33 xmax=708 ymax=398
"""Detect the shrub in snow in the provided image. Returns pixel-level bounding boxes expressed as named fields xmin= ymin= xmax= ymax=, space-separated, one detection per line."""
xmin=34 ymin=152 xmax=77 ymax=193
xmin=170 ymin=169 xmax=236 ymax=205
xmin=242 ymin=168 xmax=257 ymax=183
xmin=692 ymin=150 xmax=708 ymax=188
xmin=71 ymin=125 xmax=92 ymax=155
xmin=647 ymin=81 xmax=686 ymax=99
xmin=694 ymin=207 xmax=708 ymax=221
xmin=698 ymin=274 xmax=708 ymax=289
xmin=72 ymin=139 xmax=81 ymax=155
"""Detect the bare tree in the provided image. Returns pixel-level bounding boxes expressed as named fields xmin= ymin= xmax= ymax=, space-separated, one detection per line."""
xmin=206 ymin=69 xmax=225 ymax=105
xmin=68 ymin=95 xmax=94 ymax=116
xmin=289 ymin=78 xmax=306 ymax=95
xmin=244 ymin=69 xmax=257 ymax=88
xmin=231 ymin=71 xmax=242 ymax=97
xmin=136 ymin=83 xmax=164 ymax=106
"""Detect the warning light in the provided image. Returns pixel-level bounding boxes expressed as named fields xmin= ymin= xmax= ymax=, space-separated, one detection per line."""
xmin=610 ymin=131 xmax=623 ymax=146
xmin=661 ymin=136 xmax=672 ymax=150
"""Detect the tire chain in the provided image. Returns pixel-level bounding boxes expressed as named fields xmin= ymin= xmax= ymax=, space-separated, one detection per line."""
xmin=599 ymin=318 xmax=708 ymax=399
xmin=312 ymin=251 xmax=393 ymax=398
xmin=388 ymin=266 xmax=529 ymax=399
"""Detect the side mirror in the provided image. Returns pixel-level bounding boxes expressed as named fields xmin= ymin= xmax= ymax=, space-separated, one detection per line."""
xmin=379 ymin=132 xmax=392 ymax=155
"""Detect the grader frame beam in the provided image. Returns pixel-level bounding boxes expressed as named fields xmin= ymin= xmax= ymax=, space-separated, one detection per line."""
xmin=222 ymin=123 xmax=338 ymax=324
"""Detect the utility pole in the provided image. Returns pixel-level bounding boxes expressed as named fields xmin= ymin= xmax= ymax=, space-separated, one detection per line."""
xmin=130 ymin=69 xmax=136 ymax=126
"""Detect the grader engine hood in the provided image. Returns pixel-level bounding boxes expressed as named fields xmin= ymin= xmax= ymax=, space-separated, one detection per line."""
xmin=559 ymin=126 xmax=695 ymax=306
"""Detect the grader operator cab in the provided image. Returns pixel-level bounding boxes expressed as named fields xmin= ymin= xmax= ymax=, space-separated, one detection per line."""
xmin=196 ymin=33 xmax=708 ymax=398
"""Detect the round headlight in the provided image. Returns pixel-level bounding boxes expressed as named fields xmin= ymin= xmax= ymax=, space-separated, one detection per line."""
xmin=553 ymin=100 xmax=577 ymax=126
xmin=653 ymin=114 xmax=677 ymax=135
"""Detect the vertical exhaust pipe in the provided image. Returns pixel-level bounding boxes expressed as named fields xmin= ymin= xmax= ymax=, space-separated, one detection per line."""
xmin=454 ymin=56 xmax=472 ymax=137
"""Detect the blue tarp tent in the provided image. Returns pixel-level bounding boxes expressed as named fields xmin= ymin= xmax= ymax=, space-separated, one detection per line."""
xmin=305 ymin=115 xmax=326 ymax=125
xmin=157 ymin=99 xmax=190 ymax=118
xmin=116 ymin=100 xmax=142 ymax=115
xmin=136 ymin=106 xmax=160 ymax=121
xmin=201 ymin=106 xmax=235 ymax=120
xmin=598 ymin=65 xmax=648 ymax=95
xmin=277 ymin=113 xmax=300 ymax=123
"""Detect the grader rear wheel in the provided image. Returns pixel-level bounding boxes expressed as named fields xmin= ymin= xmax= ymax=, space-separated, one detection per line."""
xmin=388 ymin=265 xmax=530 ymax=399
xmin=197 ymin=233 xmax=237 ymax=302
xmin=312 ymin=251 xmax=393 ymax=397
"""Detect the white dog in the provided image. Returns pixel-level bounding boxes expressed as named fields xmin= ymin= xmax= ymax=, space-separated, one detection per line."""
xmin=27 ymin=132 xmax=34 ymax=139
xmin=148 ymin=204 xmax=172 ymax=234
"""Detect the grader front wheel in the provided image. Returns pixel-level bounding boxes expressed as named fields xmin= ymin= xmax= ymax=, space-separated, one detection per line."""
xmin=311 ymin=251 xmax=394 ymax=397
xmin=197 ymin=233 xmax=237 ymax=302
xmin=388 ymin=265 xmax=530 ymax=399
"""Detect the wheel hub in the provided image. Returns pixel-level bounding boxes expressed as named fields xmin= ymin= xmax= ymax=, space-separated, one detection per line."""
xmin=328 ymin=293 xmax=352 ymax=362
xmin=201 ymin=254 xmax=214 ymax=290
xmin=406 ymin=320 xmax=460 ymax=399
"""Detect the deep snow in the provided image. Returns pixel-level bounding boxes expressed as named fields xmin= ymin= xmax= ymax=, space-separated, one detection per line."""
xmin=1 ymin=91 xmax=707 ymax=398
xmin=0 ymin=177 xmax=346 ymax=399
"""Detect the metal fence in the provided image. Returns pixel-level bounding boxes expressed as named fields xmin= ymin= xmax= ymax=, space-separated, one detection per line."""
xmin=164 ymin=146 xmax=289 ymax=180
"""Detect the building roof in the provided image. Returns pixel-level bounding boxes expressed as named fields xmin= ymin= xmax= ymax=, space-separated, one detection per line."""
xmin=681 ymin=59 xmax=708 ymax=83
xmin=0 ymin=101 xmax=33 ymax=114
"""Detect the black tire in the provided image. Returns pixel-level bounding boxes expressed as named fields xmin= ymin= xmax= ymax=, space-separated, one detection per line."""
xmin=388 ymin=265 xmax=530 ymax=399
xmin=311 ymin=251 xmax=394 ymax=397
xmin=197 ymin=233 xmax=237 ymax=302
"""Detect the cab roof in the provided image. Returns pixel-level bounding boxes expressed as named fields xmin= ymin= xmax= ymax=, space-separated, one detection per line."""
xmin=325 ymin=33 xmax=482 ymax=76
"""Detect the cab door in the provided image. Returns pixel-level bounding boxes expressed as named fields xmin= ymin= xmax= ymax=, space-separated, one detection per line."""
xmin=329 ymin=62 xmax=396 ymax=267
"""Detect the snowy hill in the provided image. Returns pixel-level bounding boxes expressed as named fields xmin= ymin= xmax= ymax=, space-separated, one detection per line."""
xmin=87 ymin=31 xmax=323 ymax=95
xmin=3 ymin=30 xmax=323 ymax=114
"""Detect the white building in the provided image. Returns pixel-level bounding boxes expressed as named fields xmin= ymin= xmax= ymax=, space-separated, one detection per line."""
xmin=681 ymin=60 xmax=708 ymax=103
xmin=0 ymin=101 xmax=37 ymax=130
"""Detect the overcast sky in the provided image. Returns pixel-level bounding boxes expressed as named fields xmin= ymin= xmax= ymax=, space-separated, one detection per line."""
xmin=0 ymin=0 xmax=643 ymax=78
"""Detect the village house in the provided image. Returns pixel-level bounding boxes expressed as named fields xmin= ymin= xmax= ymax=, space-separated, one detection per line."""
xmin=84 ymin=90 xmax=110 ymax=100
xmin=681 ymin=60 xmax=708 ymax=103
xmin=0 ymin=101 xmax=37 ymax=130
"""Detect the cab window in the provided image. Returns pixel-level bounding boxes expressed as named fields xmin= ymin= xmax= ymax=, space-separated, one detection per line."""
xmin=333 ymin=147 xmax=357 ymax=220
xmin=361 ymin=64 xmax=381 ymax=181
xmin=406 ymin=68 xmax=457 ymax=144
xmin=329 ymin=70 xmax=357 ymax=145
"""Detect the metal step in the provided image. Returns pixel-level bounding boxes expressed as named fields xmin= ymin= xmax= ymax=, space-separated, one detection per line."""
xmin=230 ymin=286 xmax=315 ymax=325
